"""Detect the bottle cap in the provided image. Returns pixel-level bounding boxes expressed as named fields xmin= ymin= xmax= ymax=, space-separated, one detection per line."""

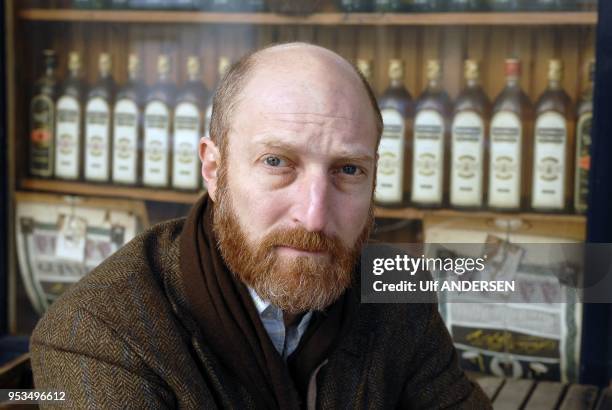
xmin=99 ymin=53 xmax=112 ymax=75
xmin=505 ymin=58 xmax=521 ymax=78
xmin=128 ymin=53 xmax=140 ymax=75
xmin=464 ymin=59 xmax=480 ymax=81
xmin=43 ymin=49 xmax=56 ymax=68
xmin=426 ymin=59 xmax=441 ymax=81
xmin=548 ymin=59 xmax=563 ymax=82
xmin=187 ymin=56 xmax=200 ymax=77
xmin=356 ymin=59 xmax=373 ymax=81
xmin=158 ymin=54 xmax=170 ymax=76
xmin=218 ymin=57 xmax=231 ymax=78
xmin=68 ymin=51 xmax=81 ymax=72
xmin=388 ymin=59 xmax=404 ymax=81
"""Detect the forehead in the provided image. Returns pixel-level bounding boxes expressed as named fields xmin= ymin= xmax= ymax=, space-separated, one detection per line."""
xmin=228 ymin=56 xmax=378 ymax=157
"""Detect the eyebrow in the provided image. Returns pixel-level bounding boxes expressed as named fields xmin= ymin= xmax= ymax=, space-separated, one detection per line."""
xmin=254 ymin=139 xmax=375 ymax=164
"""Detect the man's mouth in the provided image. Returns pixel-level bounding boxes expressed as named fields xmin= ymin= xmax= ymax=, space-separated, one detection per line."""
xmin=276 ymin=245 xmax=327 ymax=256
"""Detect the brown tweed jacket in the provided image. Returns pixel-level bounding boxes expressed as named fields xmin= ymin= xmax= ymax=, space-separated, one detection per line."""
xmin=30 ymin=218 xmax=491 ymax=409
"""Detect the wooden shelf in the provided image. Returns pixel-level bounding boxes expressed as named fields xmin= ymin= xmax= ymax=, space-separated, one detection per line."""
xmin=18 ymin=9 xmax=597 ymax=26
xmin=22 ymin=178 xmax=586 ymax=226
xmin=21 ymin=178 xmax=202 ymax=204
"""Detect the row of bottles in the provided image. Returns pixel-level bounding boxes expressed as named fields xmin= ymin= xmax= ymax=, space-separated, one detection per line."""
xmin=349 ymin=0 xmax=597 ymax=12
xmin=367 ymin=57 xmax=593 ymax=214
xmin=29 ymin=50 xmax=232 ymax=190
xmin=63 ymin=0 xmax=598 ymax=12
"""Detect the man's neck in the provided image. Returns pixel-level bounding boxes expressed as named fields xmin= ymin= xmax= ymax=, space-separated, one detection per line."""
xmin=283 ymin=311 xmax=305 ymax=327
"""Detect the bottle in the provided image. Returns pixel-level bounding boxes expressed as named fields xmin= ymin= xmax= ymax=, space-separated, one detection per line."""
xmin=450 ymin=60 xmax=490 ymax=209
xmin=412 ymin=0 xmax=445 ymax=11
xmin=204 ymin=56 xmax=231 ymax=140
xmin=488 ymin=59 xmax=532 ymax=211
xmin=143 ymin=54 xmax=175 ymax=188
xmin=172 ymin=56 xmax=208 ymax=191
xmin=527 ymin=0 xmax=569 ymax=11
xmin=531 ymin=59 xmax=572 ymax=212
xmin=112 ymin=54 xmax=144 ymax=186
xmin=242 ymin=0 xmax=266 ymax=11
xmin=447 ymin=0 xmax=485 ymax=11
xmin=339 ymin=0 xmax=373 ymax=12
xmin=575 ymin=0 xmax=597 ymax=11
xmin=574 ymin=60 xmax=594 ymax=214
xmin=55 ymin=51 xmax=84 ymax=181
xmin=209 ymin=0 xmax=240 ymax=11
xmin=489 ymin=0 xmax=521 ymax=11
xmin=72 ymin=0 xmax=106 ymax=8
xmin=411 ymin=59 xmax=451 ymax=208
xmin=29 ymin=50 xmax=57 ymax=179
xmin=373 ymin=0 xmax=409 ymax=12
xmin=356 ymin=58 xmax=374 ymax=85
xmin=84 ymin=53 xmax=115 ymax=183
xmin=375 ymin=59 xmax=413 ymax=207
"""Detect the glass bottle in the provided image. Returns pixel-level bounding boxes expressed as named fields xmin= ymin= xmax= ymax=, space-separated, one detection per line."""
xmin=29 ymin=50 xmax=57 ymax=178
xmin=172 ymin=56 xmax=208 ymax=191
xmin=411 ymin=59 xmax=452 ymax=208
xmin=488 ymin=58 xmax=532 ymax=211
xmin=356 ymin=58 xmax=374 ymax=85
xmin=339 ymin=0 xmax=373 ymax=12
xmin=447 ymin=0 xmax=486 ymax=11
xmin=55 ymin=51 xmax=84 ymax=181
xmin=574 ymin=60 xmax=594 ymax=214
xmin=413 ymin=0 xmax=445 ymax=11
xmin=112 ymin=53 xmax=144 ymax=186
xmin=143 ymin=54 xmax=175 ymax=188
xmin=531 ymin=59 xmax=572 ymax=212
xmin=84 ymin=53 xmax=115 ymax=183
xmin=375 ymin=59 xmax=413 ymax=207
xmin=489 ymin=0 xmax=522 ymax=11
xmin=204 ymin=56 xmax=231 ymax=140
xmin=450 ymin=59 xmax=490 ymax=209
xmin=373 ymin=0 xmax=410 ymax=12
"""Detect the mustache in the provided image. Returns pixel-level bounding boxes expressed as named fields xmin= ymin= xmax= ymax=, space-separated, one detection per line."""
xmin=259 ymin=227 xmax=345 ymax=254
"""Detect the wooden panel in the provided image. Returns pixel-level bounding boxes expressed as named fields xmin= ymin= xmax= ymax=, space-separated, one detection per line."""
xmin=523 ymin=381 xmax=567 ymax=410
xmin=492 ymin=378 xmax=535 ymax=410
xmin=18 ymin=10 xmax=599 ymax=26
xmin=476 ymin=376 xmax=505 ymax=401
xmin=559 ymin=385 xmax=600 ymax=410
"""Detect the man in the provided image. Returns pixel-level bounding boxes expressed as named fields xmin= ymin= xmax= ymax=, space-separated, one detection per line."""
xmin=31 ymin=43 xmax=490 ymax=409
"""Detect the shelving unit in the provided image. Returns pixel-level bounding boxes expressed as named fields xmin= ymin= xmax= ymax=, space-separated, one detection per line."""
xmin=18 ymin=9 xmax=598 ymax=26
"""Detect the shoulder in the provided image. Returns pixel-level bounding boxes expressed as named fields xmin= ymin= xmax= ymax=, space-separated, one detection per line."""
xmin=31 ymin=217 xmax=188 ymax=351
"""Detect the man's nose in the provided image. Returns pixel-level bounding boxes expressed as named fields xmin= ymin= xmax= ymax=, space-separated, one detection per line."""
xmin=294 ymin=171 xmax=331 ymax=233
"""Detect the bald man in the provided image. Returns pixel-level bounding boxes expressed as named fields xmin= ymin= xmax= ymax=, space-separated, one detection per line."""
xmin=31 ymin=43 xmax=490 ymax=409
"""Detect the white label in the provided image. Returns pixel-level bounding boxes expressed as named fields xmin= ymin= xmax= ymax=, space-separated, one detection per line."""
xmin=143 ymin=100 xmax=170 ymax=187
xmin=112 ymin=99 xmax=139 ymax=184
xmin=532 ymin=111 xmax=567 ymax=210
xmin=450 ymin=111 xmax=484 ymax=207
xmin=55 ymin=214 xmax=87 ymax=263
xmin=84 ymin=97 xmax=111 ymax=181
xmin=172 ymin=102 xmax=201 ymax=190
xmin=55 ymin=96 xmax=81 ymax=179
xmin=204 ymin=103 xmax=213 ymax=139
xmin=411 ymin=109 xmax=445 ymax=205
xmin=488 ymin=111 xmax=522 ymax=209
xmin=375 ymin=109 xmax=405 ymax=204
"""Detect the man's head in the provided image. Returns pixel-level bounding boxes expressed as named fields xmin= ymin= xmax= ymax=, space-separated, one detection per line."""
xmin=199 ymin=43 xmax=382 ymax=314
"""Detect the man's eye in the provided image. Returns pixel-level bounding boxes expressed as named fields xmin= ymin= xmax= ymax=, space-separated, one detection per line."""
xmin=264 ymin=156 xmax=285 ymax=167
xmin=341 ymin=164 xmax=360 ymax=175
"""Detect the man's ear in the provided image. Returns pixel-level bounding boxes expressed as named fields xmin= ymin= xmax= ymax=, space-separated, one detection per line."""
xmin=199 ymin=137 xmax=221 ymax=202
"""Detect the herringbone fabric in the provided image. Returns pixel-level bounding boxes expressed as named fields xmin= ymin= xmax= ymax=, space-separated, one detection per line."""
xmin=30 ymin=205 xmax=492 ymax=409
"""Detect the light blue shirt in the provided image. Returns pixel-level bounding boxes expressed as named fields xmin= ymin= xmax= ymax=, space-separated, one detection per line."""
xmin=247 ymin=287 xmax=313 ymax=360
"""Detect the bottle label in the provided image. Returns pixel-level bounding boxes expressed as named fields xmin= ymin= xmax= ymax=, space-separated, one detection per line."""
xmin=375 ymin=108 xmax=405 ymax=204
xmin=172 ymin=102 xmax=201 ymax=190
xmin=450 ymin=111 xmax=484 ymax=207
xmin=30 ymin=95 xmax=55 ymax=177
xmin=55 ymin=95 xmax=81 ymax=179
xmin=113 ymin=99 xmax=139 ymax=184
xmin=411 ymin=109 xmax=444 ymax=205
xmin=488 ymin=111 xmax=522 ymax=209
xmin=204 ymin=103 xmax=213 ymax=139
xmin=84 ymin=97 xmax=111 ymax=181
xmin=143 ymin=100 xmax=170 ymax=187
xmin=532 ymin=111 xmax=567 ymax=210
xmin=574 ymin=112 xmax=592 ymax=213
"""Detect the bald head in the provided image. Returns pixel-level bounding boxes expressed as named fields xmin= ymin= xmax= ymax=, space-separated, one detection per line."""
xmin=209 ymin=42 xmax=382 ymax=156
